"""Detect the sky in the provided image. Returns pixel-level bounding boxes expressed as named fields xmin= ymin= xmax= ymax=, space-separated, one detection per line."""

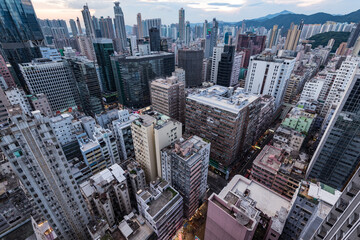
xmin=31 ymin=0 xmax=359 ymax=26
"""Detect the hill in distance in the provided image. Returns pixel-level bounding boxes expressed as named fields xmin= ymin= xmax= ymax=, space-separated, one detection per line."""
xmin=309 ymin=31 xmax=350 ymax=52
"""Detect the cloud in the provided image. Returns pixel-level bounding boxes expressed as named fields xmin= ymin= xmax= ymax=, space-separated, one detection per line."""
xmin=208 ymin=3 xmax=230 ymax=6
xmin=264 ymin=0 xmax=325 ymax=7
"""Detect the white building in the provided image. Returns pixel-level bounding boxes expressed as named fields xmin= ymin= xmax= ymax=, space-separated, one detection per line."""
xmin=50 ymin=113 xmax=78 ymax=145
xmin=300 ymin=77 xmax=326 ymax=101
xmin=40 ymin=47 xmax=62 ymax=61
xmin=230 ymin=51 xmax=244 ymax=86
xmin=5 ymin=88 xmax=32 ymax=115
xmin=245 ymin=53 xmax=296 ymax=108
xmin=93 ymin=125 xmax=120 ymax=165
xmin=210 ymin=46 xmax=224 ymax=83
xmin=172 ymin=67 xmax=185 ymax=83
xmin=80 ymin=116 xmax=97 ymax=139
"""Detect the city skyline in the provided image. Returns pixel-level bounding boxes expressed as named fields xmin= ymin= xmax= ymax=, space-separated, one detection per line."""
xmin=32 ymin=0 xmax=358 ymax=26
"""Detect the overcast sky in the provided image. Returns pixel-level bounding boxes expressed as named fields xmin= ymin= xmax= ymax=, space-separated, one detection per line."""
xmin=32 ymin=0 xmax=359 ymax=26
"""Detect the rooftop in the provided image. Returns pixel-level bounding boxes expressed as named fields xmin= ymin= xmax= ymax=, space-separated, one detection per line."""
xmin=253 ymin=145 xmax=283 ymax=174
xmin=151 ymin=76 xmax=183 ymax=88
xmin=187 ymin=85 xmax=259 ymax=114
xmin=147 ymin=188 xmax=176 ymax=217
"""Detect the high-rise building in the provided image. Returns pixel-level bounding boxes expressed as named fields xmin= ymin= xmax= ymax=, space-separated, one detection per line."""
xmin=111 ymin=52 xmax=175 ymax=109
xmin=306 ymin=67 xmax=360 ymax=190
xmin=0 ymin=54 xmax=16 ymax=90
xmin=27 ymin=93 xmax=52 ymax=117
xmin=185 ymin=21 xmax=191 ymax=45
xmin=204 ymin=18 xmax=218 ymax=58
xmin=66 ymin=57 xmax=104 ymax=116
xmin=186 ymin=86 xmax=261 ymax=176
xmin=161 ymin=136 xmax=210 ymax=218
xmin=0 ymin=108 xmax=91 ymax=240
xmin=150 ymin=76 xmax=185 ymax=124
xmin=113 ymin=2 xmax=127 ymax=51
xmin=235 ymin=33 xmax=266 ymax=68
xmin=81 ymin=4 xmax=96 ymax=38
xmin=80 ymin=164 xmax=132 ymax=227
xmin=69 ymin=19 xmax=78 ymax=37
xmin=93 ymin=38 xmax=116 ymax=92
xmin=136 ymin=179 xmax=183 ymax=240
xmin=179 ymin=8 xmax=185 ymax=41
xmin=267 ymin=25 xmax=279 ymax=48
xmin=149 ymin=27 xmax=161 ymax=51
xmin=216 ymin=45 xmax=236 ymax=87
xmin=205 ymin=175 xmax=292 ymax=240
xmin=19 ymin=59 xmax=79 ymax=113
xmin=77 ymin=35 xmax=96 ymax=61
xmin=245 ymin=53 xmax=296 ymax=108
xmin=347 ymin=22 xmax=360 ymax=48
xmin=131 ymin=112 xmax=182 ymax=182
xmin=0 ymin=0 xmax=44 ymax=89
xmin=210 ymin=46 xmax=224 ymax=83
xmin=178 ymin=49 xmax=204 ymax=87
xmin=5 ymin=87 xmax=32 ymax=115
xmin=99 ymin=16 xmax=115 ymax=39
xmin=309 ymin=166 xmax=360 ymax=240
xmin=76 ymin=17 xmax=83 ymax=35
xmin=0 ymin=88 xmax=10 ymax=127
xmin=284 ymin=22 xmax=302 ymax=51
xmin=92 ymin=16 xmax=102 ymax=38
xmin=136 ymin=13 xmax=143 ymax=39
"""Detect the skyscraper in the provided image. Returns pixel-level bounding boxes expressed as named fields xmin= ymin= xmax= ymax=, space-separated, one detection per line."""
xmin=210 ymin=46 xmax=224 ymax=83
xmin=347 ymin=22 xmax=360 ymax=48
xmin=185 ymin=21 xmax=191 ymax=45
xmin=81 ymin=4 xmax=96 ymax=38
xmin=69 ymin=19 xmax=78 ymax=37
xmin=179 ymin=8 xmax=185 ymax=41
xmin=92 ymin=16 xmax=102 ymax=38
xmin=0 ymin=0 xmax=44 ymax=89
xmin=99 ymin=16 xmax=115 ymax=39
xmin=267 ymin=25 xmax=279 ymax=48
xmin=0 ymin=108 xmax=91 ymax=240
xmin=306 ymin=67 xmax=360 ymax=190
xmin=136 ymin=13 xmax=143 ymax=39
xmin=93 ymin=38 xmax=116 ymax=92
xmin=149 ymin=27 xmax=161 ymax=51
xmin=204 ymin=18 xmax=218 ymax=58
xmin=114 ymin=2 xmax=127 ymax=51
xmin=235 ymin=33 xmax=266 ymax=68
xmin=216 ymin=45 xmax=236 ymax=87
xmin=111 ymin=52 xmax=175 ymax=109
xmin=76 ymin=17 xmax=83 ymax=34
xmin=284 ymin=22 xmax=302 ymax=51
xmin=178 ymin=49 xmax=204 ymax=87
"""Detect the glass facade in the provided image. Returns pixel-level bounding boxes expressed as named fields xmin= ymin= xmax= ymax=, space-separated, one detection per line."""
xmin=111 ymin=53 xmax=175 ymax=109
xmin=308 ymin=73 xmax=360 ymax=190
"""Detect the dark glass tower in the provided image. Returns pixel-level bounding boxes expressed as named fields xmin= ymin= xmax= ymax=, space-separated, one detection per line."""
xmin=149 ymin=27 xmax=161 ymax=51
xmin=93 ymin=38 xmax=116 ymax=92
xmin=178 ymin=49 xmax=203 ymax=87
xmin=307 ymin=70 xmax=360 ymax=190
xmin=0 ymin=0 xmax=44 ymax=89
xmin=216 ymin=45 xmax=235 ymax=87
xmin=111 ymin=52 xmax=175 ymax=109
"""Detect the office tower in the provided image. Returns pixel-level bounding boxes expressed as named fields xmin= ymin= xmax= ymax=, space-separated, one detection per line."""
xmin=204 ymin=18 xmax=218 ymax=58
xmin=178 ymin=49 xmax=204 ymax=87
xmin=205 ymin=175 xmax=292 ymax=240
xmin=267 ymin=25 xmax=279 ymax=48
xmin=82 ymin=4 xmax=95 ymax=38
xmin=93 ymin=39 xmax=116 ymax=92
xmin=306 ymin=68 xmax=360 ymax=190
xmin=245 ymin=53 xmax=296 ymax=108
xmin=149 ymin=28 xmax=161 ymax=51
xmin=5 ymin=87 xmax=32 ymax=115
xmin=112 ymin=110 xmax=138 ymax=162
xmin=347 ymin=22 xmax=360 ymax=48
xmin=284 ymin=23 xmax=302 ymax=51
xmin=179 ymin=8 xmax=185 ymax=41
xmin=210 ymin=46 xmax=224 ymax=83
xmin=0 ymin=0 xmax=44 ymax=89
xmin=113 ymin=2 xmax=127 ymax=51
xmin=309 ymin=166 xmax=360 ymax=240
xmin=80 ymin=164 xmax=132 ymax=227
xmin=216 ymin=45 xmax=236 ymax=87
xmin=150 ymin=76 xmax=185 ymax=123
xmin=69 ymin=19 xmax=78 ymax=37
xmin=136 ymin=180 xmax=183 ymax=240
xmin=0 ymin=55 xmax=16 ymax=90
xmin=91 ymin=16 xmax=102 ymax=38
xmin=137 ymin=13 xmax=143 ymax=39
xmin=27 ymin=93 xmax=52 ymax=117
xmin=0 ymin=88 xmax=10 ymax=127
xmin=281 ymin=181 xmax=341 ymax=240
xmin=186 ymin=86 xmax=261 ymax=176
xmin=235 ymin=33 xmax=266 ymax=68
xmin=66 ymin=57 xmax=103 ymax=116
xmin=131 ymin=112 xmax=182 ymax=182
xmin=19 ymin=59 xmax=79 ymax=113
xmin=76 ymin=17 xmax=83 ymax=34
xmin=161 ymin=136 xmax=210 ymax=218
xmin=99 ymin=16 xmax=115 ymax=39
xmin=0 ymin=108 xmax=91 ymax=240
xmin=111 ymin=52 xmax=175 ymax=109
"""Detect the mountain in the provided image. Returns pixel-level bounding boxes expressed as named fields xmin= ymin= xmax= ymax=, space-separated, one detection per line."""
xmin=253 ymin=10 xmax=294 ymax=22
xmin=221 ymin=9 xmax=360 ymax=30
xmin=309 ymin=31 xmax=350 ymax=52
